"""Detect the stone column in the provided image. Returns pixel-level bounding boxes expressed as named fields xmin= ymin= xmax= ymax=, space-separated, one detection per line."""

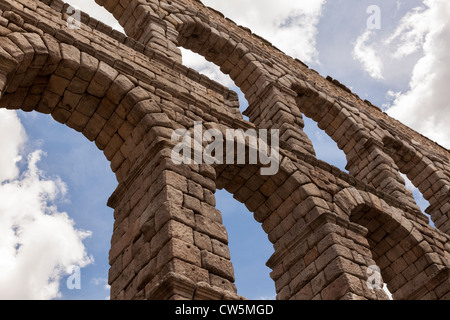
xmin=244 ymin=82 xmax=316 ymax=157
xmin=107 ymin=139 xmax=242 ymax=300
xmin=267 ymin=209 xmax=390 ymax=300
xmin=383 ymin=135 xmax=450 ymax=235
xmin=346 ymin=138 xmax=419 ymax=211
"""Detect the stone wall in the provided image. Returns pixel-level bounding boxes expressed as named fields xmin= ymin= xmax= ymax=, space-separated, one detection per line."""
xmin=0 ymin=0 xmax=449 ymax=300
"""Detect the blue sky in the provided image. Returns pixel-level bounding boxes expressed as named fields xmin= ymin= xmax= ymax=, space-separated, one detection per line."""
xmin=0 ymin=0 xmax=447 ymax=300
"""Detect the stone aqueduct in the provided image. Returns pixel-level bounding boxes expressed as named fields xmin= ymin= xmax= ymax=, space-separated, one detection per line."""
xmin=0 ymin=0 xmax=450 ymax=300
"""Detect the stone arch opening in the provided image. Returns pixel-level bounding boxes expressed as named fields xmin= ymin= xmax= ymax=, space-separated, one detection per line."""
xmin=179 ymin=47 xmax=249 ymax=120
xmin=176 ymin=17 xmax=317 ymax=156
xmin=0 ymin=31 xmax=167 ymax=183
xmin=165 ymin=118 xmax=280 ymax=299
xmin=350 ymin=204 xmax=439 ymax=300
xmin=291 ymin=80 xmax=377 ymax=174
xmin=302 ymin=116 xmax=348 ymax=173
xmin=69 ymin=0 xmax=123 ymax=33
xmin=215 ymin=190 xmax=276 ymax=299
xmin=335 ymin=188 xmax=450 ymax=300
xmin=383 ymin=136 xmax=450 ymax=235
xmin=349 ymin=204 xmax=413 ymax=300
xmin=291 ymin=80 xmax=420 ymax=211
xmin=401 ymin=173 xmax=433 ymax=226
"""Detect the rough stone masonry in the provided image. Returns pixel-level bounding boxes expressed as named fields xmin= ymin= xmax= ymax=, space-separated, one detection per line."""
xmin=0 ymin=0 xmax=450 ymax=300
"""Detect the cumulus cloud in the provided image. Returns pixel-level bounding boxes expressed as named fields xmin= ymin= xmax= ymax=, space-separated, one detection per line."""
xmin=386 ymin=0 xmax=450 ymax=148
xmin=351 ymin=0 xmax=450 ymax=148
xmin=352 ymin=30 xmax=385 ymax=80
xmin=203 ymin=0 xmax=326 ymax=64
xmin=0 ymin=109 xmax=93 ymax=300
xmin=77 ymin=0 xmax=326 ymax=63
xmin=0 ymin=109 xmax=26 ymax=182
xmin=91 ymin=277 xmax=110 ymax=290
xmin=384 ymin=6 xmax=429 ymax=59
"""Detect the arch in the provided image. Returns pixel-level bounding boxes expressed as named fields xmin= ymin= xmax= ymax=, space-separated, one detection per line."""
xmin=383 ymin=135 xmax=450 ymax=235
xmin=302 ymin=114 xmax=348 ymax=173
xmin=290 ymin=78 xmax=421 ymax=211
xmin=0 ymin=27 xmax=230 ymax=300
xmin=334 ymin=187 xmax=450 ymax=299
xmin=0 ymin=31 xmax=174 ymax=184
xmin=94 ymin=0 xmax=317 ymax=157
xmin=174 ymin=11 xmax=318 ymax=156
xmin=95 ymin=0 xmax=276 ymax=100
xmin=215 ymin=189 xmax=276 ymax=299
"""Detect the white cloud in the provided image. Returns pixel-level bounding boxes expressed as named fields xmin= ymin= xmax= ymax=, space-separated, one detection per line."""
xmin=91 ymin=277 xmax=110 ymax=290
xmin=258 ymin=294 xmax=276 ymax=300
xmin=383 ymin=284 xmax=393 ymax=300
xmin=202 ymin=0 xmax=326 ymax=64
xmin=350 ymin=0 xmax=450 ymax=148
xmin=91 ymin=277 xmax=110 ymax=299
xmin=384 ymin=6 xmax=429 ymax=59
xmin=352 ymin=30 xmax=385 ymax=80
xmin=0 ymin=110 xmax=26 ymax=182
xmin=0 ymin=110 xmax=93 ymax=300
xmin=386 ymin=0 xmax=450 ymax=148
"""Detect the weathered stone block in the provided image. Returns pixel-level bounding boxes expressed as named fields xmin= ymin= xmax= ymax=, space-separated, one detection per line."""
xmin=195 ymin=214 xmax=228 ymax=244
xmin=157 ymin=238 xmax=202 ymax=270
xmin=87 ymin=61 xmax=118 ymax=97
xmin=201 ymin=250 xmax=235 ymax=282
xmin=56 ymin=43 xmax=80 ymax=79
xmin=321 ymin=273 xmax=364 ymax=300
